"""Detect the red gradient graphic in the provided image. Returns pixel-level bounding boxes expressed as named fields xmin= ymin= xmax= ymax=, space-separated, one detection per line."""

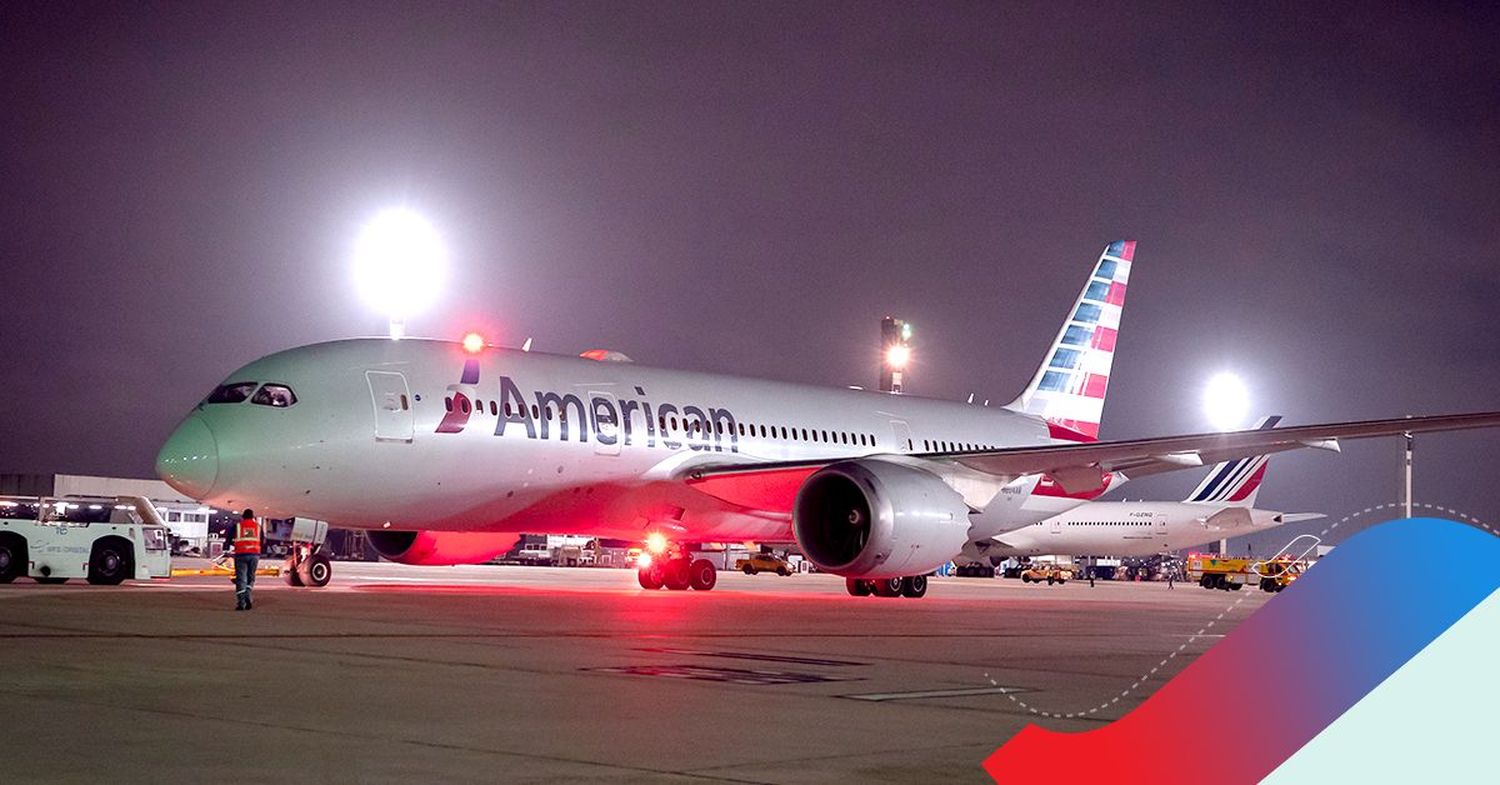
xmin=984 ymin=518 xmax=1499 ymax=783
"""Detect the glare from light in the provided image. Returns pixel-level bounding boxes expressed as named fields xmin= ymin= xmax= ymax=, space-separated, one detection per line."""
xmin=352 ymin=208 xmax=448 ymax=336
xmin=1203 ymin=372 xmax=1250 ymax=431
xmin=645 ymin=532 xmax=668 ymax=554
xmin=885 ymin=344 xmax=911 ymax=369
xmin=636 ymin=552 xmax=653 ymax=569
xmin=462 ymin=332 xmax=485 ymax=354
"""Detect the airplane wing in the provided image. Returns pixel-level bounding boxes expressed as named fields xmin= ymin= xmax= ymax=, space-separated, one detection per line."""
xmin=682 ymin=411 xmax=1500 ymax=509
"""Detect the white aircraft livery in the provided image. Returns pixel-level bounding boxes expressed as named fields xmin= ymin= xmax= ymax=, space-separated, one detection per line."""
xmin=982 ymin=416 xmax=1324 ymax=559
xmin=156 ymin=241 xmax=1500 ymax=598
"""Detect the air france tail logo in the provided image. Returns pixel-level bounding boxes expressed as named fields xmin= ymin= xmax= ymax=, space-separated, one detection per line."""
xmin=434 ymin=362 xmax=741 ymax=453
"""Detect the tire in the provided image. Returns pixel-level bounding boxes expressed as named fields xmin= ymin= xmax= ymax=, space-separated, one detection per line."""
xmin=900 ymin=575 xmax=928 ymax=598
xmin=743 ymin=565 xmax=754 ymax=575
xmin=1021 ymin=575 xmax=1031 ymax=583
xmin=688 ymin=559 xmax=717 ymax=591
xmin=1046 ymin=576 xmax=1055 ymax=586
xmin=0 ymin=535 xmax=24 ymax=583
xmin=846 ymin=578 xmax=871 ymax=596
xmin=663 ymin=559 xmax=691 ymax=590
xmin=87 ymin=540 xmax=133 ymax=585
xmin=1230 ymin=581 xmax=1243 ymax=591
xmin=35 ymin=576 xmax=68 ymax=584
xmin=873 ymin=577 xmax=904 ymax=598
xmin=777 ymin=567 xmax=789 ymax=576
xmin=637 ymin=565 xmax=663 ymax=590
xmin=299 ymin=553 xmax=332 ymax=587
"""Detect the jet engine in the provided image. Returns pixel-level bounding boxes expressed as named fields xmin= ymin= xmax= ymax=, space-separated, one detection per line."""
xmin=366 ymin=530 xmax=521 ymax=566
xmin=792 ymin=459 xmax=971 ymax=579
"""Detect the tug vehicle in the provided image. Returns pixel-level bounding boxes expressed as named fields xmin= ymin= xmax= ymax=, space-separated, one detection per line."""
xmin=0 ymin=495 xmax=172 ymax=584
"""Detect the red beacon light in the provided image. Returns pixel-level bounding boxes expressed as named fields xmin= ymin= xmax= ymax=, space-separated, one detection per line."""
xmin=461 ymin=332 xmax=485 ymax=354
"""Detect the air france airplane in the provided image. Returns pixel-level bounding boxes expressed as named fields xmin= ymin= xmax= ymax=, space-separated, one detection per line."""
xmin=972 ymin=417 xmax=1324 ymax=562
xmin=156 ymin=241 xmax=1500 ymax=598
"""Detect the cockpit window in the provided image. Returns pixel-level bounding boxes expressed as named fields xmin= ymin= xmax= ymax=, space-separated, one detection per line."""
xmin=205 ymin=382 xmax=257 ymax=404
xmin=251 ymin=384 xmax=298 ymax=408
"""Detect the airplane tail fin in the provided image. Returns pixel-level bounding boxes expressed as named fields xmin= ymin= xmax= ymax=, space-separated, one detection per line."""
xmin=1184 ymin=415 xmax=1283 ymax=507
xmin=1007 ymin=240 xmax=1135 ymax=441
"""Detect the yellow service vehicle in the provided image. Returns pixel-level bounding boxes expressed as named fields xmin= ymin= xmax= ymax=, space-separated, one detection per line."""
xmin=735 ymin=553 xmax=792 ymax=576
xmin=1187 ymin=554 xmax=1306 ymax=593
xmin=1019 ymin=564 xmax=1073 ymax=585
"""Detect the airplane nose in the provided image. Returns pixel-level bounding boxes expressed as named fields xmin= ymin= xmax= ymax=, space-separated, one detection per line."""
xmin=156 ymin=415 xmax=219 ymax=498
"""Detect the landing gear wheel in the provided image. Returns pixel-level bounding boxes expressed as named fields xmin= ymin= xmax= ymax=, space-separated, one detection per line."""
xmin=284 ymin=558 xmax=305 ymax=586
xmin=846 ymin=578 xmax=872 ymax=597
xmin=87 ymin=542 xmax=132 ymax=585
xmin=637 ymin=564 xmax=663 ymax=589
xmin=0 ymin=537 xmax=23 ymax=583
xmin=298 ymin=553 xmax=332 ymax=587
xmin=663 ymin=559 xmax=691 ymax=590
xmin=873 ymin=577 xmax=904 ymax=598
xmin=900 ymin=575 xmax=928 ymax=598
xmin=688 ymin=559 xmax=717 ymax=591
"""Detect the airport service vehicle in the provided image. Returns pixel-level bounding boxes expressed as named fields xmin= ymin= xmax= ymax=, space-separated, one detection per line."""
xmin=1020 ymin=564 xmax=1074 ymax=584
xmin=973 ymin=417 xmax=1325 ymax=562
xmin=154 ymin=240 xmax=1500 ymax=599
xmin=736 ymin=553 xmax=792 ymax=575
xmin=1185 ymin=554 xmax=1305 ymax=592
xmin=0 ymin=495 xmax=171 ymax=584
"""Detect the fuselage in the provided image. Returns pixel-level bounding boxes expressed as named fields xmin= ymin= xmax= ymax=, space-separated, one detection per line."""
xmin=156 ymin=338 xmax=1114 ymax=543
xmin=987 ymin=501 xmax=1291 ymax=558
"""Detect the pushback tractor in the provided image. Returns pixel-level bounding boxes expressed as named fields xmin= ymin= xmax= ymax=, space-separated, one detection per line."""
xmin=0 ymin=495 xmax=172 ymax=585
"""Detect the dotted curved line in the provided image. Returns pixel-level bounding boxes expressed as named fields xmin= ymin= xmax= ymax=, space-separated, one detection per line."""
xmin=984 ymin=501 xmax=1493 ymax=719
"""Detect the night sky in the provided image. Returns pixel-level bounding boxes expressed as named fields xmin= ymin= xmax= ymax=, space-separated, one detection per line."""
xmin=4 ymin=3 xmax=1497 ymax=549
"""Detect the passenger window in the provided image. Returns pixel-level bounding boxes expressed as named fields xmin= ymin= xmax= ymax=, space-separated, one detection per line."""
xmin=489 ymin=401 xmax=497 ymax=416
xmin=460 ymin=398 xmax=471 ymax=414
xmin=532 ymin=405 xmax=540 ymax=419
xmin=401 ymin=394 xmax=410 ymax=411
xmin=445 ymin=397 xmax=453 ymax=412
xmin=205 ymin=381 xmax=258 ymax=404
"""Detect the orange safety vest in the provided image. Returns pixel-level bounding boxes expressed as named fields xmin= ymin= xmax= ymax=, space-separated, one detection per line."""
xmin=232 ymin=519 xmax=262 ymax=554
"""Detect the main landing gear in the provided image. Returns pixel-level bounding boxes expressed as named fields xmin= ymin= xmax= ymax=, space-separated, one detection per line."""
xmin=637 ymin=550 xmax=717 ymax=592
xmin=846 ymin=575 xmax=927 ymax=599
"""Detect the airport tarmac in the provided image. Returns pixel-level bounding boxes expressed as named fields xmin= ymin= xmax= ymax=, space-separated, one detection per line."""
xmin=0 ymin=563 xmax=1269 ymax=783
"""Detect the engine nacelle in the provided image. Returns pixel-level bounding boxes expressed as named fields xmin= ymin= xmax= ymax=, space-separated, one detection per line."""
xmin=366 ymin=530 xmax=520 ymax=566
xmin=793 ymin=459 xmax=971 ymax=579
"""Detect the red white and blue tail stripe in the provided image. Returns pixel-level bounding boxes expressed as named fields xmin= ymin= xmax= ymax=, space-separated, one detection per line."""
xmin=1009 ymin=240 xmax=1134 ymax=441
xmin=1184 ymin=415 xmax=1282 ymax=506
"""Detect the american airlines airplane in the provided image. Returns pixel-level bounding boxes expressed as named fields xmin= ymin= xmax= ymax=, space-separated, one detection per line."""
xmin=975 ymin=417 xmax=1323 ymax=561
xmin=155 ymin=241 xmax=1500 ymax=598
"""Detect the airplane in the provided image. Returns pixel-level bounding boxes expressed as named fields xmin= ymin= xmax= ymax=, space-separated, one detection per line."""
xmin=155 ymin=240 xmax=1500 ymax=599
xmin=970 ymin=416 xmax=1324 ymax=562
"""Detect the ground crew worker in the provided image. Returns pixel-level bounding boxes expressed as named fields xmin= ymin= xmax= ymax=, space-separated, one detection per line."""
xmin=228 ymin=509 xmax=262 ymax=611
